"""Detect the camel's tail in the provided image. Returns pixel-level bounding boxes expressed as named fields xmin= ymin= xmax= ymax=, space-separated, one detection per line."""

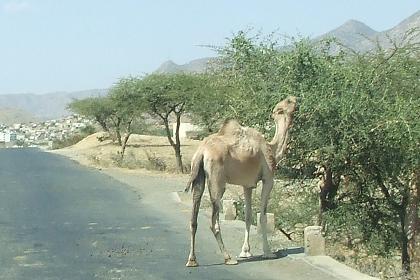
xmin=184 ymin=151 xmax=205 ymax=193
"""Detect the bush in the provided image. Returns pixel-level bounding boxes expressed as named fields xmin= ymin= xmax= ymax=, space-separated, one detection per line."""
xmin=51 ymin=134 xmax=85 ymax=150
xmin=144 ymin=151 xmax=167 ymax=171
xmin=51 ymin=125 xmax=97 ymax=150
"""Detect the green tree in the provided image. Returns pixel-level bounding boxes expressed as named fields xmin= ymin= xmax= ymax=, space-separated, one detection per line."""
xmin=68 ymin=96 xmax=113 ymax=132
xmin=108 ymin=77 xmax=147 ymax=161
xmin=69 ymin=78 xmax=147 ymax=161
xmin=136 ymin=73 xmax=203 ymax=173
xmin=187 ymin=74 xmax=229 ymax=134
xmin=212 ymin=30 xmax=420 ymax=274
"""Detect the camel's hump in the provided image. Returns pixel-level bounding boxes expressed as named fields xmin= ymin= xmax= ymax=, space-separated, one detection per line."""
xmin=218 ymin=119 xmax=263 ymax=140
xmin=218 ymin=119 xmax=242 ymax=136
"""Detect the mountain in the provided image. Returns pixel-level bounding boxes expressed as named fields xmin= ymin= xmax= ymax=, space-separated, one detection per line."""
xmin=375 ymin=10 xmax=420 ymax=48
xmin=315 ymin=10 xmax=419 ymax=52
xmin=0 ymin=108 xmax=38 ymax=125
xmin=156 ymin=10 xmax=420 ymax=73
xmin=315 ymin=19 xmax=379 ymax=52
xmin=0 ymin=89 xmax=107 ymax=124
xmin=154 ymin=57 xmax=214 ymax=74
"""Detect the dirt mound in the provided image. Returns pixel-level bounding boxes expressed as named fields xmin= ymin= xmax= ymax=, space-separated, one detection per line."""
xmin=70 ymin=132 xmax=110 ymax=150
xmin=53 ymin=132 xmax=201 ymax=172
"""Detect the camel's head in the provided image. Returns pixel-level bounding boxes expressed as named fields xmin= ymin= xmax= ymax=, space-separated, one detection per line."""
xmin=272 ymin=96 xmax=297 ymax=120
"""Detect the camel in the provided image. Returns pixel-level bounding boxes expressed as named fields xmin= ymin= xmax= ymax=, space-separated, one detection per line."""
xmin=185 ymin=96 xmax=297 ymax=267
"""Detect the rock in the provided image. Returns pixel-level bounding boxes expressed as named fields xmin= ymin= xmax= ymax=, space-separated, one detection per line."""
xmin=257 ymin=213 xmax=275 ymax=234
xmin=347 ymin=249 xmax=356 ymax=257
xmin=304 ymin=226 xmax=325 ymax=256
xmin=222 ymin=199 xmax=237 ymax=220
xmin=294 ymin=223 xmax=306 ymax=234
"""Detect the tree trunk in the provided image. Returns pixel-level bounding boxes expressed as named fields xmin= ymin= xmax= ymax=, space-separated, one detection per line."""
xmin=400 ymin=205 xmax=411 ymax=274
xmin=406 ymin=171 xmax=419 ymax=270
xmin=162 ymin=116 xmax=184 ymax=173
xmin=111 ymin=117 xmax=122 ymax=146
xmin=96 ymin=117 xmax=109 ymax=132
xmin=174 ymin=145 xmax=183 ymax=173
xmin=120 ymin=132 xmax=131 ymax=161
xmin=174 ymin=113 xmax=184 ymax=173
xmin=318 ymin=166 xmax=338 ymax=227
xmin=116 ymin=127 xmax=122 ymax=146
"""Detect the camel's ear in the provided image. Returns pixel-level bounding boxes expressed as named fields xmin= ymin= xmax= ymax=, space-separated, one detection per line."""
xmin=276 ymin=107 xmax=284 ymax=114
xmin=287 ymin=96 xmax=297 ymax=104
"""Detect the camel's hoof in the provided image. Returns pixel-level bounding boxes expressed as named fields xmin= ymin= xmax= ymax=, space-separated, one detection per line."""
xmin=186 ymin=259 xmax=199 ymax=267
xmin=225 ymin=257 xmax=238 ymax=265
xmin=239 ymin=251 xmax=252 ymax=258
xmin=262 ymin=252 xmax=277 ymax=259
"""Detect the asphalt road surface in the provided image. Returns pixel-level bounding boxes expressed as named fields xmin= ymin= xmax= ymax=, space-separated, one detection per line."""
xmin=0 ymin=148 xmax=340 ymax=280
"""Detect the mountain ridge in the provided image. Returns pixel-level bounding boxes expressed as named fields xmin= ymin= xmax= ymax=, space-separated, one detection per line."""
xmin=0 ymin=89 xmax=107 ymax=124
xmin=154 ymin=57 xmax=214 ymax=74
xmin=315 ymin=10 xmax=419 ymax=52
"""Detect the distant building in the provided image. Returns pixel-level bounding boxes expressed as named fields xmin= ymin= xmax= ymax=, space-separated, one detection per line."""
xmin=172 ymin=122 xmax=201 ymax=139
xmin=1 ymin=132 xmax=8 ymax=142
xmin=9 ymin=132 xmax=17 ymax=142
xmin=0 ymin=131 xmax=17 ymax=146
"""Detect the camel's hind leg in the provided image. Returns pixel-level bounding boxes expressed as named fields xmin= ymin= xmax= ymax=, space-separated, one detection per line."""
xmin=239 ymin=186 xmax=253 ymax=258
xmin=208 ymin=172 xmax=238 ymax=265
xmin=186 ymin=181 xmax=205 ymax=267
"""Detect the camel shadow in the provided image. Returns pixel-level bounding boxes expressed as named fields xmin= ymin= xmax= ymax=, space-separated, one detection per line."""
xmin=191 ymin=247 xmax=304 ymax=267
xmin=237 ymin=247 xmax=304 ymax=264
xmin=129 ymin=144 xmax=193 ymax=148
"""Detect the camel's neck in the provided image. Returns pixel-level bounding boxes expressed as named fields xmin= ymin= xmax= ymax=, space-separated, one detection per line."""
xmin=269 ymin=114 xmax=292 ymax=164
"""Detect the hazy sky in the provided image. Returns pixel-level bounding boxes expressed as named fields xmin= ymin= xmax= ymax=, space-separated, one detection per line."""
xmin=0 ymin=0 xmax=419 ymax=94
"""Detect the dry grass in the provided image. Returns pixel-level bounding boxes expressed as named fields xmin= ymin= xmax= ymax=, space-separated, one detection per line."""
xmin=56 ymin=132 xmax=201 ymax=173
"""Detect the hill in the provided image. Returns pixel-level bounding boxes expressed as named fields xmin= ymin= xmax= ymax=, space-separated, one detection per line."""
xmin=0 ymin=89 xmax=107 ymax=123
xmin=0 ymin=107 xmax=38 ymax=125
xmin=154 ymin=57 xmax=214 ymax=74
xmin=156 ymin=10 xmax=420 ymax=73
xmin=316 ymin=10 xmax=420 ymax=52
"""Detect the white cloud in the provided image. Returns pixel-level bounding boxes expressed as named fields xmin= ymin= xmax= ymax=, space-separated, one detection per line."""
xmin=3 ymin=1 xmax=30 ymax=14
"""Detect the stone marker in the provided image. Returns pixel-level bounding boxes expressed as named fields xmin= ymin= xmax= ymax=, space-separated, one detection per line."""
xmin=257 ymin=213 xmax=275 ymax=233
xmin=304 ymin=226 xmax=325 ymax=256
xmin=222 ymin=199 xmax=237 ymax=220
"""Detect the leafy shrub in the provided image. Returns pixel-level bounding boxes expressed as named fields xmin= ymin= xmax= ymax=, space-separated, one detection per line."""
xmin=51 ymin=125 xmax=97 ymax=150
xmin=51 ymin=134 xmax=85 ymax=150
xmin=144 ymin=151 xmax=167 ymax=171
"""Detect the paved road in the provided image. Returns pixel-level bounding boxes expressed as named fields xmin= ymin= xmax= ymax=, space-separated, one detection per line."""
xmin=0 ymin=148 xmax=340 ymax=280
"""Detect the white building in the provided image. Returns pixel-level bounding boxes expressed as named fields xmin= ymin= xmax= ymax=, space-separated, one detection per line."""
xmin=172 ymin=122 xmax=201 ymax=139
xmin=0 ymin=132 xmax=16 ymax=143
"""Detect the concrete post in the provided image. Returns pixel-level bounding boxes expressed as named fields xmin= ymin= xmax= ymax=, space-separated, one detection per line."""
xmin=257 ymin=212 xmax=275 ymax=234
xmin=222 ymin=199 xmax=237 ymax=220
xmin=304 ymin=226 xmax=325 ymax=256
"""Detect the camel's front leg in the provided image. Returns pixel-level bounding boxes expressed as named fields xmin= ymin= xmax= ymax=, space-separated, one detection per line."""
xmin=186 ymin=183 xmax=204 ymax=267
xmin=260 ymin=178 xmax=276 ymax=258
xmin=239 ymin=186 xmax=253 ymax=258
